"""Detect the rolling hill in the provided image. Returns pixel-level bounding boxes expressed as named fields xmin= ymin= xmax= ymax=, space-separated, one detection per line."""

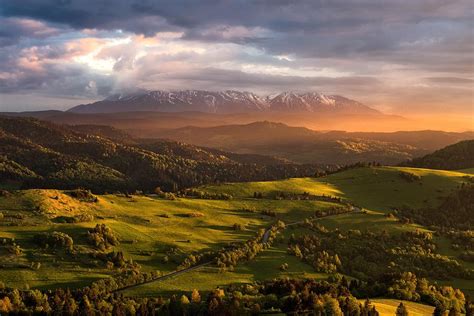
xmin=150 ymin=121 xmax=474 ymax=165
xmin=1 ymin=166 xmax=472 ymax=308
xmin=402 ymin=140 xmax=474 ymax=170
xmin=2 ymin=111 xmax=471 ymax=165
xmin=0 ymin=116 xmax=326 ymax=192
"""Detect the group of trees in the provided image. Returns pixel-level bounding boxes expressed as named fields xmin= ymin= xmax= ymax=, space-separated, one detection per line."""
xmin=398 ymin=171 xmax=422 ymax=183
xmin=1 ymin=238 xmax=22 ymax=256
xmin=284 ymin=220 xmax=474 ymax=313
xmin=2 ymin=265 xmax=470 ymax=314
xmin=215 ymin=228 xmax=273 ymax=272
xmin=273 ymin=191 xmax=344 ymax=202
xmin=399 ymin=184 xmax=474 ymax=230
xmin=34 ymin=231 xmax=74 ymax=252
xmin=87 ymin=224 xmax=120 ymax=251
xmin=66 ymin=189 xmax=98 ymax=202
xmin=288 ymin=224 xmax=474 ymax=282
xmin=181 ymin=189 xmax=233 ymax=200
xmin=91 ymin=251 xmax=139 ymax=270
xmin=398 ymin=184 xmax=474 ymax=266
xmin=0 ymin=276 xmax=386 ymax=315
xmin=177 ymin=223 xmax=285 ymax=273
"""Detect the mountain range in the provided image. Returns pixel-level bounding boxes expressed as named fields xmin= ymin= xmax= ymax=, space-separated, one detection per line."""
xmin=68 ymin=90 xmax=380 ymax=114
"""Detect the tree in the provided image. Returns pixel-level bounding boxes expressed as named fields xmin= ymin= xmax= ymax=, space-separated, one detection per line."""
xmin=344 ymin=296 xmax=361 ymax=316
xmin=433 ymin=304 xmax=446 ymax=316
xmin=324 ymin=297 xmax=343 ymax=316
xmin=293 ymin=244 xmax=303 ymax=259
xmin=191 ymin=289 xmax=201 ymax=303
xmin=396 ymin=302 xmax=409 ymax=316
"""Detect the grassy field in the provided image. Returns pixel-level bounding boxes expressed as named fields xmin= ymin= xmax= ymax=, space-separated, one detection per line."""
xmin=361 ymin=299 xmax=434 ymax=316
xmin=459 ymin=167 xmax=474 ymax=174
xmin=123 ymin=241 xmax=329 ymax=297
xmin=0 ymin=189 xmax=338 ymax=290
xmin=201 ymin=166 xmax=469 ymax=212
xmin=1 ymin=166 xmax=472 ymax=300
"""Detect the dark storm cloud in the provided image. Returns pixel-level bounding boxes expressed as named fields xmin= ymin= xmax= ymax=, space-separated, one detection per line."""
xmin=1 ymin=0 xmax=471 ymax=71
xmin=0 ymin=17 xmax=62 ymax=46
xmin=0 ymin=0 xmax=178 ymax=35
xmin=1 ymin=1 xmax=470 ymax=38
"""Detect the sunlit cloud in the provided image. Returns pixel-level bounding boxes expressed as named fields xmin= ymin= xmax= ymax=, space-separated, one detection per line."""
xmin=0 ymin=0 xmax=472 ymax=116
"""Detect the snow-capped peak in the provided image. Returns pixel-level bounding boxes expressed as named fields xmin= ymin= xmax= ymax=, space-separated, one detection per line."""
xmin=69 ymin=89 xmax=378 ymax=114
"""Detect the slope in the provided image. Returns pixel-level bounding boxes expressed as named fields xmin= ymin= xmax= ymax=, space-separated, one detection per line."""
xmin=402 ymin=140 xmax=474 ymax=170
xmin=0 ymin=117 xmax=324 ymax=192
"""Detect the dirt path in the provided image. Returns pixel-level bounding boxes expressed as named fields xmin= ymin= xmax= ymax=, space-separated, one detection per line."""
xmin=113 ymin=261 xmax=212 ymax=293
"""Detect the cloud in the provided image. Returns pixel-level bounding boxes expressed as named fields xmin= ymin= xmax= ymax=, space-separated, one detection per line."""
xmin=0 ymin=0 xmax=472 ymax=114
xmin=426 ymin=77 xmax=474 ymax=84
xmin=0 ymin=17 xmax=62 ymax=46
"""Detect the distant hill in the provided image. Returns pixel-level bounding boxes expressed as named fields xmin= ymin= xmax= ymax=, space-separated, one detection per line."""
xmin=69 ymin=124 xmax=137 ymax=144
xmin=0 ymin=117 xmax=328 ymax=192
xmin=4 ymin=110 xmax=467 ymax=152
xmin=1 ymin=110 xmax=471 ymax=165
xmin=68 ymin=90 xmax=379 ymax=114
xmin=402 ymin=140 xmax=474 ymax=170
xmin=0 ymin=108 xmax=414 ymax=133
xmin=152 ymin=121 xmax=465 ymax=165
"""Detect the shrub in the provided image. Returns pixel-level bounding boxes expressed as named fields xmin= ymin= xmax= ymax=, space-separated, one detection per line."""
xmin=279 ymin=263 xmax=289 ymax=271
xmin=87 ymin=224 xmax=119 ymax=251
xmin=183 ymin=189 xmax=232 ymax=200
xmin=35 ymin=231 xmax=74 ymax=252
xmin=154 ymin=187 xmax=177 ymax=200
xmin=0 ymin=190 xmax=11 ymax=197
xmin=7 ymin=243 xmax=22 ymax=256
xmin=53 ymin=214 xmax=94 ymax=223
xmin=66 ymin=189 xmax=98 ymax=202
xmin=232 ymin=223 xmax=244 ymax=231
xmin=261 ymin=210 xmax=277 ymax=217
xmin=399 ymin=171 xmax=422 ymax=183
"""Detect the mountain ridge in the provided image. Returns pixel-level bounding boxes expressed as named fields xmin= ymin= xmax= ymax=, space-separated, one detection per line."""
xmin=151 ymin=121 xmax=474 ymax=165
xmin=68 ymin=89 xmax=380 ymax=114
xmin=401 ymin=140 xmax=474 ymax=170
xmin=0 ymin=116 xmax=326 ymax=192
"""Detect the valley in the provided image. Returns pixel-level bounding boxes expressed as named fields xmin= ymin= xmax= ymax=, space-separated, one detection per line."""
xmin=1 ymin=1 xmax=472 ymax=313
xmin=0 ymin=114 xmax=473 ymax=314
xmin=1 ymin=161 xmax=473 ymax=314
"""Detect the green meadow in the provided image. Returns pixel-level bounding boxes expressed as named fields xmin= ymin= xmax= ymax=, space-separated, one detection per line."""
xmin=360 ymin=299 xmax=435 ymax=316
xmin=0 ymin=166 xmax=472 ymax=299
xmin=201 ymin=166 xmax=469 ymax=211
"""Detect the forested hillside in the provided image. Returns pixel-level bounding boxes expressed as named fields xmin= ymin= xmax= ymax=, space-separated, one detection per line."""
xmin=402 ymin=140 xmax=474 ymax=170
xmin=0 ymin=117 xmax=329 ymax=192
xmin=400 ymin=184 xmax=474 ymax=230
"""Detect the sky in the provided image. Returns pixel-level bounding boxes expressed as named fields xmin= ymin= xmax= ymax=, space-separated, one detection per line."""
xmin=0 ymin=0 xmax=473 ymax=116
